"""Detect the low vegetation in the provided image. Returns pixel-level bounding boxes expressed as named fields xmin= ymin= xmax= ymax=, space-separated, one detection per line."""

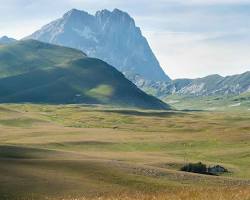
xmin=0 ymin=104 xmax=249 ymax=199
xmin=181 ymin=162 xmax=207 ymax=174
xmin=180 ymin=162 xmax=228 ymax=175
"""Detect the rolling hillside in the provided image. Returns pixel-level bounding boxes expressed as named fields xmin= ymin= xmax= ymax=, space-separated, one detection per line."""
xmin=0 ymin=104 xmax=249 ymax=199
xmin=0 ymin=40 xmax=169 ymax=110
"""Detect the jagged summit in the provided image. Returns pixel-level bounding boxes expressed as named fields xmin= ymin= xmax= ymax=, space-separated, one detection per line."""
xmin=63 ymin=8 xmax=92 ymax=19
xmin=95 ymin=9 xmax=134 ymax=24
xmin=27 ymin=8 xmax=170 ymax=82
xmin=109 ymin=8 xmax=133 ymax=20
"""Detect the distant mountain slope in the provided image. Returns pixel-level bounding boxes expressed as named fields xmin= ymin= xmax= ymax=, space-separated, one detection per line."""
xmin=0 ymin=40 xmax=169 ymax=110
xmin=164 ymin=92 xmax=250 ymax=111
xmin=129 ymin=72 xmax=250 ymax=98
xmin=0 ymin=36 xmax=16 ymax=45
xmin=27 ymin=8 xmax=170 ymax=82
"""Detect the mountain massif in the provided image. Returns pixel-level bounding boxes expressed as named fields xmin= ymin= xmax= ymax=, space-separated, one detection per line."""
xmin=26 ymin=8 xmax=249 ymax=99
xmin=0 ymin=40 xmax=169 ymax=110
xmin=1 ymin=8 xmax=249 ymax=104
xmin=129 ymin=72 xmax=250 ymax=98
xmin=27 ymin=8 xmax=170 ymax=82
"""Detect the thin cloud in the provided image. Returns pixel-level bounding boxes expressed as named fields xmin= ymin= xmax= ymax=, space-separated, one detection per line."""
xmin=181 ymin=0 xmax=250 ymax=5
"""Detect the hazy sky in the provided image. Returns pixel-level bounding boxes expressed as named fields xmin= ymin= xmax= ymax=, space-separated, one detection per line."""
xmin=0 ymin=0 xmax=250 ymax=79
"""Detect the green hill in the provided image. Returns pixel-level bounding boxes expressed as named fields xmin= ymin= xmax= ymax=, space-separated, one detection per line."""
xmin=0 ymin=40 xmax=169 ymax=110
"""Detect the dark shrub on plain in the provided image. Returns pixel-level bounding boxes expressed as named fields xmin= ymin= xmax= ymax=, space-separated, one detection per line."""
xmin=181 ymin=162 xmax=207 ymax=174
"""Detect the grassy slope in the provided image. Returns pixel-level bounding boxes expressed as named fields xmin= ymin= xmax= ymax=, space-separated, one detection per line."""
xmin=0 ymin=40 xmax=168 ymax=110
xmin=0 ymin=40 xmax=85 ymax=77
xmin=0 ymin=104 xmax=249 ymax=199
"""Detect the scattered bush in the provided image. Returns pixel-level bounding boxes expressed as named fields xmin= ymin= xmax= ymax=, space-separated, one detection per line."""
xmin=208 ymin=165 xmax=228 ymax=174
xmin=181 ymin=162 xmax=228 ymax=175
xmin=181 ymin=162 xmax=207 ymax=174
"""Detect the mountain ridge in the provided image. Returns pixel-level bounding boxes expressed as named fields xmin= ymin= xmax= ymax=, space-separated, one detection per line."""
xmin=129 ymin=71 xmax=250 ymax=98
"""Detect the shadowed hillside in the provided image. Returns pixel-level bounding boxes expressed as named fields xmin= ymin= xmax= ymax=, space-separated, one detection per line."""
xmin=0 ymin=40 xmax=169 ymax=110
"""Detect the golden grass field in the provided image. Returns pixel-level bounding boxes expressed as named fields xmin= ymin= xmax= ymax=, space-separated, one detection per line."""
xmin=0 ymin=104 xmax=249 ymax=199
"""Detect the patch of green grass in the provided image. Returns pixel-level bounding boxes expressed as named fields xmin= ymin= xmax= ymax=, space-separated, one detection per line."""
xmin=0 ymin=118 xmax=44 ymax=127
xmin=86 ymin=84 xmax=114 ymax=102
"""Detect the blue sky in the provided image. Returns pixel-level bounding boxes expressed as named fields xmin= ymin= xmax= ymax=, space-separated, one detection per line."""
xmin=0 ymin=0 xmax=250 ymax=79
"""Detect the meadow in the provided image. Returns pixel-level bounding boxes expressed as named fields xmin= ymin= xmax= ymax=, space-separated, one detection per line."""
xmin=0 ymin=104 xmax=249 ymax=199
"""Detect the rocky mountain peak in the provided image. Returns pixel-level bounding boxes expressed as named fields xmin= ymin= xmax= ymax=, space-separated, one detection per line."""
xmin=112 ymin=8 xmax=133 ymax=21
xmin=95 ymin=8 xmax=130 ymax=19
xmin=27 ymin=8 xmax=170 ymax=81
xmin=95 ymin=9 xmax=110 ymax=17
xmin=63 ymin=9 xmax=91 ymax=19
xmin=95 ymin=8 xmax=135 ymax=31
